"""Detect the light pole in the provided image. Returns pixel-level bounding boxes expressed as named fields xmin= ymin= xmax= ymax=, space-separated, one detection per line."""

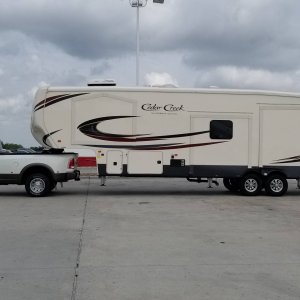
xmin=129 ymin=0 xmax=164 ymax=86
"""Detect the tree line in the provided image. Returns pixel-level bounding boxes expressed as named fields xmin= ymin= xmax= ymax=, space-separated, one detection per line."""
xmin=0 ymin=141 xmax=43 ymax=152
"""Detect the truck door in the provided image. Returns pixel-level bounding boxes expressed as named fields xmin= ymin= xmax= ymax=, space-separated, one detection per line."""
xmin=0 ymin=155 xmax=19 ymax=181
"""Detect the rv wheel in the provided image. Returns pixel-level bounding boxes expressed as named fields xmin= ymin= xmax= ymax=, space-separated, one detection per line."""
xmin=25 ymin=173 xmax=51 ymax=197
xmin=223 ymin=178 xmax=240 ymax=192
xmin=265 ymin=174 xmax=288 ymax=197
xmin=239 ymin=174 xmax=262 ymax=196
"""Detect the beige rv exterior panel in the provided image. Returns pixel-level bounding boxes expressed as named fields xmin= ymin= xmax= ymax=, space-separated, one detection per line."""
xmin=31 ymin=86 xmax=300 ymax=181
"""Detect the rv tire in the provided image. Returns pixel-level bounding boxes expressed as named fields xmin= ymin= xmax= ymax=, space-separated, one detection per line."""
xmin=239 ymin=173 xmax=262 ymax=196
xmin=223 ymin=178 xmax=240 ymax=192
xmin=265 ymin=174 xmax=288 ymax=197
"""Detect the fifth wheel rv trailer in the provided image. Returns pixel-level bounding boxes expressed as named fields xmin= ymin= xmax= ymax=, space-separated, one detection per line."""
xmin=31 ymin=85 xmax=300 ymax=196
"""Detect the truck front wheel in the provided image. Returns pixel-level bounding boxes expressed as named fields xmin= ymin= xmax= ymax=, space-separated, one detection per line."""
xmin=25 ymin=173 xmax=51 ymax=197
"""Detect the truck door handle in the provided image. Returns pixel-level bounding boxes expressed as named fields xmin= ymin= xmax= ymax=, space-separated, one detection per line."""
xmin=157 ymin=160 xmax=161 ymax=164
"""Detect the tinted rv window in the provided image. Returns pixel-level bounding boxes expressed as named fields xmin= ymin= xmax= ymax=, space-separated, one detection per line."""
xmin=210 ymin=120 xmax=233 ymax=139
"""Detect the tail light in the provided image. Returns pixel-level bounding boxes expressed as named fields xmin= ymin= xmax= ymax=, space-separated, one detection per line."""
xmin=68 ymin=158 xmax=75 ymax=169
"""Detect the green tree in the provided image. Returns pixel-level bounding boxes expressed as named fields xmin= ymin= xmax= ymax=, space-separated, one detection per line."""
xmin=3 ymin=143 xmax=24 ymax=151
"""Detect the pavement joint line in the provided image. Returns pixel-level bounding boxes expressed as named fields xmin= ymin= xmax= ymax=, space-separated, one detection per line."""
xmin=71 ymin=177 xmax=90 ymax=300
xmin=0 ymin=266 xmax=74 ymax=272
xmin=72 ymin=262 xmax=300 ymax=269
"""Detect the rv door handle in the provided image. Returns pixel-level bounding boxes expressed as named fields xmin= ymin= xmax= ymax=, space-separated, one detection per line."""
xmin=113 ymin=162 xmax=117 ymax=166
xmin=157 ymin=160 xmax=162 ymax=164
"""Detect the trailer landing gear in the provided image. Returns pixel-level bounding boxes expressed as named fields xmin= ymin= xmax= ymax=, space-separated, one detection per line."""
xmin=100 ymin=176 xmax=106 ymax=186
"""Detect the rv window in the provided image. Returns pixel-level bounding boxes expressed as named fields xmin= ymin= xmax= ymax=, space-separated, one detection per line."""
xmin=210 ymin=120 xmax=233 ymax=140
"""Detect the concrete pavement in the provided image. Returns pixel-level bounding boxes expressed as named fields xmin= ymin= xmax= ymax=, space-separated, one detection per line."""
xmin=0 ymin=177 xmax=300 ymax=299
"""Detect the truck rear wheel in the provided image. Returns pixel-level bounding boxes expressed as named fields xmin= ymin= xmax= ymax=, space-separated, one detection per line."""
xmin=223 ymin=178 xmax=240 ymax=192
xmin=25 ymin=173 xmax=51 ymax=197
xmin=239 ymin=173 xmax=262 ymax=196
xmin=265 ymin=174 xmax=288 ymax=197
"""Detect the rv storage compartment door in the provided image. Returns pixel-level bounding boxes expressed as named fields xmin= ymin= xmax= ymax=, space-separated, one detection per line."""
xmin=106 ymin=151 xmax=123 ymax=174
xmin=127 ymin=151 xmax=163 ymax=174
xmin=259 ymin=105 xmax=300 ymax=167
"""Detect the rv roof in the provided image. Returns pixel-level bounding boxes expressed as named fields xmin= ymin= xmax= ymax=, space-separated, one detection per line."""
xmin=45 ymin=86 xmax=300 ymax=99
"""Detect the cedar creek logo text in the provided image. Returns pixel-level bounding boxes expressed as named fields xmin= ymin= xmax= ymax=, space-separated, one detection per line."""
xmin=141 ymin=103 xmax=185 ymax=112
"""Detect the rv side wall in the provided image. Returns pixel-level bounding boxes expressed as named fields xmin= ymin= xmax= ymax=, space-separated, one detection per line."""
xmin=31 ymin=87 xmax=300 ymax=181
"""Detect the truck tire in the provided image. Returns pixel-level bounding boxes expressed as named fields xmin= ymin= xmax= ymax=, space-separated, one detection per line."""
xmin=223 ymin=178 xmax=240 ymax=192
xmin=25 ymin=173 xmax=51 ymax=197
xmin=239 ymin=173 xmax=262 ymax=196
xmin=265 ymin=174 xmax=288 ymax=197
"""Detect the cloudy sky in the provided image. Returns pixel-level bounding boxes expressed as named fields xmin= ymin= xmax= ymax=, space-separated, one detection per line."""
xmin=1 ymin=0 xmax=300 ymax=146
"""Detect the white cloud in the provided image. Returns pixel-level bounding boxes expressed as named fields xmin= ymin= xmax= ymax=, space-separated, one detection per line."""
xmin=0 ymin=94 xmax=27 ymax=115
xmin=144 ymin=72 xmax=178 ymax=87
xmin=196 ymin=66 xmax=300 ymax=91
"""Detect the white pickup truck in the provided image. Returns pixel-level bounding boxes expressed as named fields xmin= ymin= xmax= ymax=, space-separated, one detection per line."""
xmin=0 ymin=150 xmax=80 ymax=197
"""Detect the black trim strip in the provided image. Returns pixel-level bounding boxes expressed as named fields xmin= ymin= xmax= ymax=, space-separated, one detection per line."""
xmin=98 ymin=164 xmax=249 ymax=178
xmin=79 ymin=143 xmax=181 ymax=149
xmin=78 ymin=141 xmax=225 ymax=150
xmin=0 ymin=174 xmax=19 ymax=184
xmin=132 ymin=141 xmax=225 ymax=150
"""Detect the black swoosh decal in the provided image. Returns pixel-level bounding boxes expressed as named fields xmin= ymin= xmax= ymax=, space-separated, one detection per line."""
xmin=272 ymin=155 xmax=300 ymax=164
xmin=34 ymin=94 xmax=69 ymax=111
xmin=42 ymin=129 xmax=62 ymax=147
xmin=35 ymin=93 xmax=89 ymax=112
xmin=77 ymin=116 xmax=210 ymax=142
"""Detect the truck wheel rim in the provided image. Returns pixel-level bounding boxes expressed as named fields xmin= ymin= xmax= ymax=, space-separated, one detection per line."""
xmin=244 ymin=179 xmax=258 ymax=192
xmin=270 ymin=179 xmax=283 ymax=192
xmin=30 ymin=178 xmax=45 ymax=193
